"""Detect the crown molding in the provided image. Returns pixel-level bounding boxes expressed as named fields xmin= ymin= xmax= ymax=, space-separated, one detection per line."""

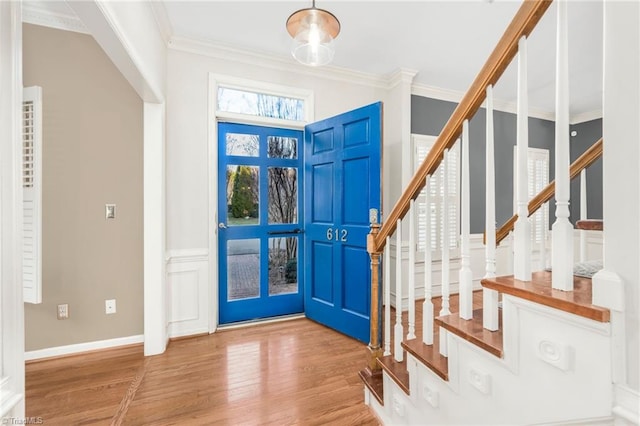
xmin=570 ymin=109 xmax=602 ymax=125
xmin=22 ymin=3 xmax=89 ymax=34
xmin=386 ymin=68 xmax=419 ymax=89
xmin=412 ymin=81 xmax=556 ymax=121
xmin=168 ymin=36 xmax=390 ymax=90
xmin=411 ymin=82 xmax=466 ymax=105
xmin=149 ymin=1 xmax=173 ymax=45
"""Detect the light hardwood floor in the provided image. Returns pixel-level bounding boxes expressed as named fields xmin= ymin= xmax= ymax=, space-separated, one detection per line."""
xmin=26 ymin=318 xmax=380 ymax=425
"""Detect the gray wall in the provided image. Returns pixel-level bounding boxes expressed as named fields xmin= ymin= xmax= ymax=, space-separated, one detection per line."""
xmin=411 ymin=95 xmax=556 ymax=234
xmin=569 ymin=119 xmax=603 ymax=223
xmin=23 ymin=24 xmax=144 ymax=351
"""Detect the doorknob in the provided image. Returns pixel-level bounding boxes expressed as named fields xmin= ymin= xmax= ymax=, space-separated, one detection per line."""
xmin=218 ymin=222 xmax=228 ymax=229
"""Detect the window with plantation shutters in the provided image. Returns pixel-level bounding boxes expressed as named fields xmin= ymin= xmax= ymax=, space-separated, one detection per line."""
xmin=413 ymin=134 xmax=460 ymax=258
xmin=23 ymin=86 xmax=42 ymax=304
xmin=514 ymin=147 xmax=549 ymax=246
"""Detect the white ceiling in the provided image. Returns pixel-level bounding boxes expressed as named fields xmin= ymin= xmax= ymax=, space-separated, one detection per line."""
xmin=25 ymin=0 xmax=604 ymax=119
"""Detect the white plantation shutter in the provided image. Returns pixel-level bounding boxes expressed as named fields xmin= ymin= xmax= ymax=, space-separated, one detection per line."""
xmin=514 ymin=147 xmax=549 ymax=246
xmin=23 ymin=86 xmax=42 ymax=304
xmin=414 ymin=134 xmax=460 ymax=256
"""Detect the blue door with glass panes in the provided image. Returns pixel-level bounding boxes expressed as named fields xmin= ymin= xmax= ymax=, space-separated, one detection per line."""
xmin=218 ymin=123 xmax=304 ymax=324
xmin=303 ymin=102 xmax=382 ymax=343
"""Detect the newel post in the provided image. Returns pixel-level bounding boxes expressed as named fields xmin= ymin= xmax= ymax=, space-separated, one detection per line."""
xmin=366 ymin=210 xmax=383 ymax=374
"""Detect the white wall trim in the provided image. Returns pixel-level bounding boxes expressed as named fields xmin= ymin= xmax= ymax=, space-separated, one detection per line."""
xmin=1 ymin=1 xmax=25 ymax=418
xmin=0 ymin=377 xmax=23 ymax=419
xmin=21 ymin=3 xmax=89 ymax=34
xmin=613 ymin=384 xmax=640 ymax=424
xmin=24 ymin=335 xmax=144 ymax=361
xmin=170 ymin=36 xmax=390 ymax=90
xmin=412 ymin=81 xmax=556 ymax=122
xmin=67 ymin=1 xmax=165 ymax=104
xmin=533 ymin=416 xmax=614 ymax=425
xmin=387 ymin=68 xmax=419 ymax=89
xmin=570 ymin=109 xmax=603 ymax=125
xmin=148 ymin=1 xmax=173 ymax=45
xmin=411 ymin=82 xmax=465 ymax=105
xmin=208 ymin=73 xmax=219 ymax=334
xmin=167 ymin=249 xmax=209 ymax=338
xmin=412 ymin=81 xmax=602 ymax=124
xmin=143 ymin=102 xmax=168 ymax=356
xmin=166 ymin=248 xmax=208 ymax=263
xmin=505 ymin=295 xmax=611 ymax=336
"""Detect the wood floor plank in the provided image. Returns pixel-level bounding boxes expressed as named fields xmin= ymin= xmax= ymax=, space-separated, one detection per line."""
xmin=26 ymin=318 xmax=379 ymax=425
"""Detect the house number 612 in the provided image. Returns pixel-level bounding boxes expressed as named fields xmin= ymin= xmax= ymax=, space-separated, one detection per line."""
xmin=326 ymin=228 xmax=348 ymax=242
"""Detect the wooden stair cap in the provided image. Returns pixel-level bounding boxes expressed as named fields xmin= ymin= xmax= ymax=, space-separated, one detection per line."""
xmin=576 ymin=219 xmax=603 ymax=231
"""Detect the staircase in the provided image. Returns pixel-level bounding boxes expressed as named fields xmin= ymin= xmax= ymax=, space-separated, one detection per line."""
xmin=363 ymin=279 xmax=612 ymax=424
xmin=359 ymin=1 xmax=617 ymax=424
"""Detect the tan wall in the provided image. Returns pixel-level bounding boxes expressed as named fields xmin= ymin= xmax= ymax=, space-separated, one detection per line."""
xmin=23 ymin=24 xmax=143 ymax=351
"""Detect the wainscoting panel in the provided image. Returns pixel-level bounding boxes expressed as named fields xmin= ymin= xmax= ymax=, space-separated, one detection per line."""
xmin=167 ymin=249 xmax=209 ymax=338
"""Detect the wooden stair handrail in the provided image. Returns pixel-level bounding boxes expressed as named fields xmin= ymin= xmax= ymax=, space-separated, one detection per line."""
xmin=372 ymin=0 xmax=553 ymax=253
xmin=494 ymin=137 xmax=603 ymax=245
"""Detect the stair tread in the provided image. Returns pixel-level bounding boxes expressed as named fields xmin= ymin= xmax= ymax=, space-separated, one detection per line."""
xmin=576 ymin=219 xmax=603 ymax=230
xmin=378 ymin=355 xmax=410 ymax=395
xmin=402 ymin=337 xmax=448 ymax=381
xmin=482 ymin=270 xmax=610 ymax=322
xmin=436 ymin=309 xmax=504 ymax=358
xmin=358 ymin=369 xmax=384 ymax=406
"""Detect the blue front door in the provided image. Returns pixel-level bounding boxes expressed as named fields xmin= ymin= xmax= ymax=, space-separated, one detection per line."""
xmin=303 ymin=102 xmax=382 ymax=343
xmin=218 ymin=123 xmax=304 ymax=324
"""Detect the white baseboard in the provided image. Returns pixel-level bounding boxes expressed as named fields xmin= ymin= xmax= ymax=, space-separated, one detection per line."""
xmin=533 ymin=417 xmax=614 ymax=425
xmin=613 ymin=384 xmax=640 ymax=425
xmin=25 ymin=335 xmax=144 ymax=361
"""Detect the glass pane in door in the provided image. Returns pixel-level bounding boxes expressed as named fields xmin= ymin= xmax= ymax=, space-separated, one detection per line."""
xmin=226 ymin=133 xmax=259 ymax=156
xmin=268 ymin=167 xmax=297 ymax=224
xmin=227 ymin=165 xmax=259 ymax=226
xmin=267 ymin=136 xmax=298 ymax=159
xmin=227 ymin=239 xmax=260 ymax=301
xmin=268 ymin=237 xmax=298 ymax=296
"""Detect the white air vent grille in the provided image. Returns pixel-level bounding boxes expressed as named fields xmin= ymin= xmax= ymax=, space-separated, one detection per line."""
xmin=23 ymin=100 xmax=35 ymax=188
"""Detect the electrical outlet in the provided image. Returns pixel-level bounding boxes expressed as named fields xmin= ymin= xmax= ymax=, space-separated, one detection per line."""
xmin=105 ymin=299 xmax=116 ymax=314
xmin=57 ymin=304 xmax=69 ymax=320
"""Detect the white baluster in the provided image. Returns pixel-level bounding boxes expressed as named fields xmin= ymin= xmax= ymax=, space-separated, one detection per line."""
xmin=539 ymin=214 xmax=547 ymax=270
xmin=514 ymin=35 xmax=532 ymax=282
xmin=423 ymin=175 xmax=434 ymax=345
xmin=439 ymin=148 xmax=451 ymax=358
xmin=552 ymin=0 xmax=574 ymax=291
xmin=459 ymin=120 xmax=473 ymax=320
xmin=580 ymin=169 xmax=587 ymax=262
xmin=538 ymin=162 xmax=548 ymax=271
xmin=484 ymin=85 xmax=499 ymax=331
xmin=408 ymin=199 xmax=416 ymax=339
xmin=384 ymin=236 xmax=391 ymax=356
xmin=440 ymin=148 xmax=451 ymax=316
xmin=394 ymin=219 xmax=404 ymax=362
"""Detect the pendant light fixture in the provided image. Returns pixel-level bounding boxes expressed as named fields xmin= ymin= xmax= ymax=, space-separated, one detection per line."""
xmin=286 ymin=0 xmax=341 ymax=67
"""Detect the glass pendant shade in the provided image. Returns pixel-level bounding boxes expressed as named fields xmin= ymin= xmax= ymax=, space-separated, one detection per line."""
xmin=286 ymin=4 xmax=340 ymax=67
